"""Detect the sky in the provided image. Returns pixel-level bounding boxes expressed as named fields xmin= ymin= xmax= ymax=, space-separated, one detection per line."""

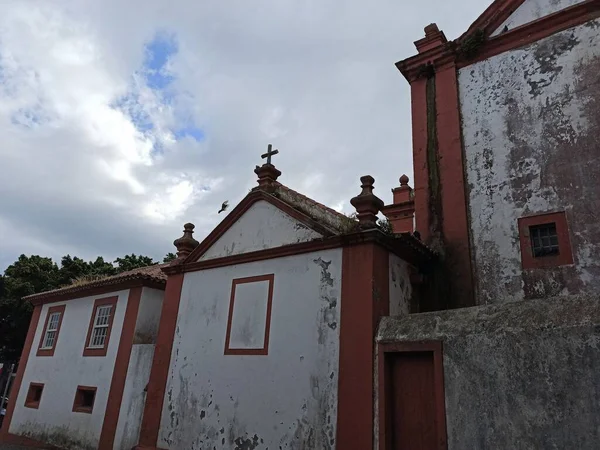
xmin=0 ymin=0 xmax=487 ymax=271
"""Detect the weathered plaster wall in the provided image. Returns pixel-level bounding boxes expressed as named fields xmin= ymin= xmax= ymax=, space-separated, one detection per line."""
xmin=388 ymin=254 xmax=412 ymax=316
xmin=377 ymin=294 xmax=600 ymax=450
xmin=199 ymin=200 xmax=322 ymax=261
xmin=133 ymin=287 xmax=163 ymax=344
xmin=159 ymin=249 xmax=342 ymax=449
xmin=459 ymin=19 xmax=600 ymax=304
xmin=10 ymin=290 xmax=129 ymax=449
xmin=113 ymin=344 xmax=155 ymax=450
xmin=491 ymin=0 xmax=585 ymax=36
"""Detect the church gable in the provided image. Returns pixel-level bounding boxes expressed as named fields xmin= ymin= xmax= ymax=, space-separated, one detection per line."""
xmin=490 ymin=0 xmax=585 ymax=36
xmin=197 ymin=199 xmax=323 ymax=261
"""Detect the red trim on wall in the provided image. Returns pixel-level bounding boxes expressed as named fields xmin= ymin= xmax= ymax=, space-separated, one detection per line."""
xmin=23 ymin=383 xmax=44 ymax=409
xmin=36 ymin=305 xmax=66 ymax=357
xmin=411 ymin=78 xmax=431 ymax=240
xmin=518 ymin=211 xmax=574 ymax=269
xmin=435 ymin=65 xmax=475 ymax=307
xmin=457 ymin=0 xmax=600 ymax=68
xmin=0 ymin=304 xmax=42 ymax=439
xmin=98 ymin=286 xmax=143 ymax=449
xmin=83 ymin=296 xmax=118 ymax=357
xmin=224 ymin=274 xmax=275 ymax=356
xmin=183 ymin=190 xmax=336 ymax=264
xmin=377 ymin=341 xmax=447 ymax=450
xmin=72 ymin=385 xmax=97 ymax=414
xmin=136 ymin=273 xmax=184 ymax=449
xmin=336 ymin=243 xmax=389 ymax=450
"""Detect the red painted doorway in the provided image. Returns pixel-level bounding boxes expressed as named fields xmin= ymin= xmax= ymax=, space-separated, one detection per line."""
xmin=378 ymin=341 xmax=447 ymax=450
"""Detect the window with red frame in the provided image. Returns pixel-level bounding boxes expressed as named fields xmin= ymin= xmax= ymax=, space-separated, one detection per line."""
xmin=37 ymin=305 xmax=66 ymax=357
xmin=24 ymin=383 xmax=44 ymax=409
xmin=83 ymin=296 xmax=118 ymax=357
xmin=518 ymin=211 xmax=574 ymax=270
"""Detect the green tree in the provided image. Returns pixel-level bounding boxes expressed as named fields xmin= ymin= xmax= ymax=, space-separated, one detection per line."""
xmin=113 ymin=254 xmax=155 ymax=272
xmin=163 ymin=252 xmax=177 ymax=263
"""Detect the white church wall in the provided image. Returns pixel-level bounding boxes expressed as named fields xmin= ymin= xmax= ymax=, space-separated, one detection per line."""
xmin=198 ymin=200 xmax=322 ymax=261
xmin=10 ymin=289 xmax=129 ymax=448
xmin=113 ymin=344 xmax=155 ymax=450
xmin=491 ymin=0 xmax=585 ymax=36
xmin=158 ymin=248 xmax=343 ymax=449
xmin=389 ymin=254 xmax=412 ymax=316
xmin=113 ymin=287 xmax=163 ymax=450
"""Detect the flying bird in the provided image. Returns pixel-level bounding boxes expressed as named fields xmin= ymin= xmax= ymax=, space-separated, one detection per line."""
xmin=218 ymin=201 xmax=229 ymax=214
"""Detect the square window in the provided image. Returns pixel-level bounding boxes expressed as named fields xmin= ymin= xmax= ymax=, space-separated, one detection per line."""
xmin=24 ymin=383 xmax=44 ymax=409
xmin=530 ymin=223 xmax=560 ymax=257
xmin=37 ymin=305 xmax=66 ymax=357
xmin=72 ymin=386 xmax=96 ymax=414
xmin=518 ymin=212 xmax=573 ymax=270
xmin=83 ymin=297 xmax=118 ymax=357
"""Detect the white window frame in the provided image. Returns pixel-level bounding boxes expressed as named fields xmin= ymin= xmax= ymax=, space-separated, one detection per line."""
xmin=87 ymin=305 xmax=113 ymax=349
xmin=41 ymin=312 xmax=62 ymax=349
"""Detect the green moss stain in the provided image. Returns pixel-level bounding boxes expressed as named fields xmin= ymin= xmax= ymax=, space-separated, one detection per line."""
xmin=426 ymin=74 xmax=443 ymax=242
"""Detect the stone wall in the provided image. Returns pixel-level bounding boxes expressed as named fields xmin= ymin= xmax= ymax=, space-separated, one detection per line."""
xmin=377 ymin=294 xmax=600 ymax=449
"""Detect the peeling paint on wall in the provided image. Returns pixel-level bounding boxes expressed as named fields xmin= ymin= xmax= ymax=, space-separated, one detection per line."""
xmin=388 ymin=254 xmax=412 ymax=316
xmin=459 ymin=19 xmax=600 ymax=303
xmin=158 ymin=250 xmax=341 ymax=449
xmin=491 ymin=0 xmax=586 ymax=36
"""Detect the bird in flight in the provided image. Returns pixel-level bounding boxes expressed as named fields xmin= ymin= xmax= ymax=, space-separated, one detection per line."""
xmin=218 ymin=201 xmax=229 ymax=214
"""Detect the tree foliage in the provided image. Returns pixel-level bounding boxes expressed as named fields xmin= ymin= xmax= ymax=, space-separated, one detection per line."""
xmin=0 ymin=251 xmax=172 ymax=363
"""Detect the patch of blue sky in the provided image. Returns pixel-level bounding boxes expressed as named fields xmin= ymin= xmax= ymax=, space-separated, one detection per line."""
xmin=143 ymin=32 xmax=178 ymax=91
xmin=173 ymin=124 xmax=204 ymax=141
xmin=111 ymin=93 xmax=154 ymax=133
xmin=10 ymin=106 xmax=49 ymax=129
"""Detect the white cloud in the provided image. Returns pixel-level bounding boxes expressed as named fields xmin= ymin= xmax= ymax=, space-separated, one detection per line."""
xmin=0 ymin=0 xmax=486 ymax=269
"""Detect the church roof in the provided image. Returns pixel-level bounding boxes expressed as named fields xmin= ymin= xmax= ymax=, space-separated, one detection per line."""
xmin=23 ymin=263 xmax=168 ymax=305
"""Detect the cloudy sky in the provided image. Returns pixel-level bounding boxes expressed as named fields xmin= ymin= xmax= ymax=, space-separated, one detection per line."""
xmin=0 ymin=0 xmax=486 ymax=270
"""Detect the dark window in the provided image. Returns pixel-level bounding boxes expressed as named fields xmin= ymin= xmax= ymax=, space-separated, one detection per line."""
xmin=529 ymin=223 xmax=560 ymax=257
xmin=72 ymin=386 xmax=96 ymax=414
xmin=24 ymin=383 xmax=44 ymax=409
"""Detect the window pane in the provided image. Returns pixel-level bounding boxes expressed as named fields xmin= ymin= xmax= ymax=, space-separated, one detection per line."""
xmin=43 ymin=330 xmax=56 ymax=348
xmin=91 ymin=326 xmax=108 ymax=347
xmin=48 ymin=312 xmax=60 ymax=331
xmin=95 ymin=306 xmax=112 ymax=327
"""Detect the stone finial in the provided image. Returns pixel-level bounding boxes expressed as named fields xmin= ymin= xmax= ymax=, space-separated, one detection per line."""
xmin=399 ymin=174 xmax=410 ymax=186
xmin=173 ymin=223 xmax=199 ymax=260
xmin=254 ymin=144 xmax=282 ymax=192
xmin=350 ymin=175 xmax=384 ymax=229
xmin=414 ymin=22 xmax=448 ymax=53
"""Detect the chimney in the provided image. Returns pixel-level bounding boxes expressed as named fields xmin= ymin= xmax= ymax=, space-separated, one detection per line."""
xmin=381 ymin=175 xmax=415 ymax=234
xmin=173 ymin=223 xmax=200 ymax=261
xmin=350 ymin=175 xmax=384 ymax=229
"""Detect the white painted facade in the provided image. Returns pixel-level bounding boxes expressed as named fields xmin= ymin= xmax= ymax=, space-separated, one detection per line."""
xmin=199 ymin=200 xmax=322 ymax=261
xmin=491 ymin=0 xmax=585 ymax=36
xmin=10 ymin=290 xmax=130 ymax=449
xmin=459 ymin=19 xmax=600 ymax=303
xmin=158 ymin=248 xmax=342 ymax=449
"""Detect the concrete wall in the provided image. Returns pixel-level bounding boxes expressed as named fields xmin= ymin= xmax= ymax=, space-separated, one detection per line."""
xmin=158 ymin=248 xmax=342 ymax=449
xmin=113 ymin=287 xmax=163 ymax=450
xmin=388 ymin=254 xmax=412 ymax=316
xmin=199 ymin=200 xmax=322 ymax=261
xmin=459 ymin=19 xmax=600 ymax=304
xmin=377 ymin=294 xmax=600 ymax=450
xmin=10 ymin=290 xmax=129 ymax=449
xmin=491 ymin=0 xmax=586 ymax=36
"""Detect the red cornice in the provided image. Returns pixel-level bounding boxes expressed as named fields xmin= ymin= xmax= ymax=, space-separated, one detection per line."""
xmin=396 ymin=0 xmax=600 ymax=81
xmin=164 ymin=230 xmax=436 ymax=275
xmin=181 ymin=190 xmax=338 ymax=265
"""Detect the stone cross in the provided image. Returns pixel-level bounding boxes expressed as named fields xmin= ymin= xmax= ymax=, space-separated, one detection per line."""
xmin=261 ymin=144 xmax=279 ymax=165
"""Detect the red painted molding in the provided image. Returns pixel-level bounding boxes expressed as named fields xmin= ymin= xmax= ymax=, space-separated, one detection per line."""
xmin=410 ymin=78 xmax=430 ymax=239
xmin=23 ymin=383 xmax=44 ymax=409
xmin=377 ymin=341 xmax=447 ymax=450
xmin=136 ymin=273 xmax=184 ymax=449
xmin=183 ymin=190 xmax=336 ymax=264
xmin=83 ymin=296 xmax=118 ymax=357
xmin=224 ymin=274 xmax=275 ymax=356
xmin=0 ymin=305 xmax=42 ymax=439
xmin=336 ymin=243 xmax=389 ymax=450
xmin=518 ymin=211 xmax=574 ymax=270
xmin=98 ymin=286 xmax=143 ymax=449
xmin=72 ymin=385 xmax=97 ymax=414
xmin=36 ymin=304 xmax=66 ymax=357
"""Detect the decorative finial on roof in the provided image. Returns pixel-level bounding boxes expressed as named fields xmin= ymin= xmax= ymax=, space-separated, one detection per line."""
xmin=399 ymin=174 xmax=410 ymax=186
xmin=382 ymin=173 xmax=415 ymax=234
xmin=254 ymin=143 xmax=281 ymax=192
xmin=414 ymin=22 xmax=447 ymax=53
xmin=350 ymin=175 xmax=384 ymax=229
xmin=173 ymin=223 xmax=199 ymax=260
